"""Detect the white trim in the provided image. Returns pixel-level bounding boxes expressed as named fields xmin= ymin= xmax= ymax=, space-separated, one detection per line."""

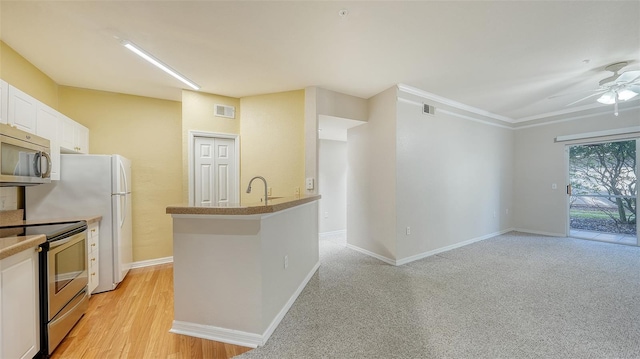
xmin=260 ymin=201 xmax=317 ymax=220
xmin=397 ymin=97 xmax=512 ymax=130
xmin=395 ymin=228 xmax=514 ymax=266
xmin=131 ymin=256 xmax=173 ymax=269
xmin=345 ymin=243 xmax=396 ymax=265
xmin=170 ymin=321 xmax=262 ymax=348
xmin=397 ymin=83 xmax=514 ymax=123
xmin=514 ymin=105 xmax=640 ymax=130
xmin=555 ymin=126 xmax=640 ymax=142
xmin=319 ymin=229 xmax=347 ymax=240
xmin=169 ymin=201 xmax=319 ymax=221
xmin=169 ymin=260 xmax=321 ymax=348
xmin=438 ymin=109 xmax=512 ymax=130
xmin=187 ymin=130 xmax=240 ymax=207
xmin=262 ymin=261 xmax=320 ymax=344
xmin=513 ymin=228 xmax=566 ymax=237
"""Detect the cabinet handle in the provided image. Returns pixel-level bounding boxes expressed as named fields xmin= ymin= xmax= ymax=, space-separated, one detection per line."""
xmin=91 ymin=258 xmax=96 ymax=261
xmin=91 ymin=229 xmax=96 ymax=233
xmin=36 ymin=247 xmax=43 ymax=253
xmin=91 ymin=272 xmax=96 ymax=276
xmin=91 ymin=243 xmax=96 ymax=247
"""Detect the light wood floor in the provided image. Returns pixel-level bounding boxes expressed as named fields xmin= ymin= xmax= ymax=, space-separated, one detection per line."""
xmin=51 ymin=264 xmax=253 ymax=359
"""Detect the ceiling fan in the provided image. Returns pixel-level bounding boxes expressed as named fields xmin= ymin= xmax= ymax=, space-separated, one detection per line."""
xmin=566 ymin=61 xmax=640 ymax=116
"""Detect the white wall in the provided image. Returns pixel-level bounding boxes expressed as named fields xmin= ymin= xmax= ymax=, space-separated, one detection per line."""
xmin=305 ymin=87 xmax=368 ymax=196
xmin=318 ymin=139 xmax=347 ymax=233
xmin=513 ymin=107 xmax=640 ymax=236
xmin=347 ymin=87 xmax=398 ymax=260
xmin=395 ymin=92 xmax=514 ymax=260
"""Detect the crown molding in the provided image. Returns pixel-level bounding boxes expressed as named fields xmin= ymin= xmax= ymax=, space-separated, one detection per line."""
xmin=397 ymin=84 xmax=515 ymax=124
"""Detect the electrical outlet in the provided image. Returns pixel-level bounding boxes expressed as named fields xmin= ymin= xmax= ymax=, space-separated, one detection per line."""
xmin=294 ymin=187 xmax=300 ymax=195
xmin=284 ymin=255 xmax=289 ymax=269
xmin=324 ymin=211 xmax=329 ymax=218
xmin=268 ymin=187 xmax=272 ymax=196
xmin=406 ymin=226 xmax=411 ymax=235
xmin=493 ymin=211 xmax=497 ymax=218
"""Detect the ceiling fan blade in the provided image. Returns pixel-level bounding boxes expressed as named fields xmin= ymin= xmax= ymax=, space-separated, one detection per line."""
xmin=566 ymin=91 xmax=607 ymax=106
xmin=616 ymin=70 xmax=640 ymax=84
xmin=548 ymin=88 xmax=602 ymax=100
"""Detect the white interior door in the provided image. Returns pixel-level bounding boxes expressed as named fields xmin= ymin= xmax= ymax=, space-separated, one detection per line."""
xmin=194 ymin=136 xmax=237 ymax=206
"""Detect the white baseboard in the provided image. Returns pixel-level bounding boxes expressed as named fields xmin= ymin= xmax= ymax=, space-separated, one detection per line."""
xmin=345 ymin=243 xmax=396 ymax=265
xmin=346 ymin=228 xmax=514 ymax=267
xmin=262 ymin=260 xmax=321 ymax=344
xmin=131 ymin=256 xmax=174 ymax=269
xmin=513 ymin=228 xmax=566 ymax=237
xmin=170 ymin=260 xmax=321 ymax=348
xmin=319 ymin=229 xmax=346 ymax=240
xmin=170 ymin=321 xmax=262 ymax=348
xmin=395 ymin=228 xmax=514 ymax=266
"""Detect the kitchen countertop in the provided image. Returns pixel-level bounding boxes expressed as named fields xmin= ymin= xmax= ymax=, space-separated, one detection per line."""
xmin=0 ymin=234 xmax=46 ymax=260
xmin=0 ymin=215 xmax=102 ymax=260
xmin=166 ymin=194 xmax=321 ymax=215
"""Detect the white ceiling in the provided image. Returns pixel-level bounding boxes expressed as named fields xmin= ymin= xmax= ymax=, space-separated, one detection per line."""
xmin=1 ymin=1 xmax=639 ymax=122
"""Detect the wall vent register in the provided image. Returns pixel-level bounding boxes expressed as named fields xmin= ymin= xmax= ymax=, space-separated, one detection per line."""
xmin=422 ymin=103 xmax=436 ymax=116
xmin=214 ymin=104 xmax=236 ymax=119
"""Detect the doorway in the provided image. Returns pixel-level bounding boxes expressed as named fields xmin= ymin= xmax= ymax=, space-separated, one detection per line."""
xmin=568 ymin=139 xmax=637 ymax=245
xmin=189 ymin=131 xmax=239 ymax=206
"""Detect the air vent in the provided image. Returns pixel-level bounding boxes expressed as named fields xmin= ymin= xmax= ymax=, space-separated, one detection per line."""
xmin=214 ymin=104 xmax=235 ymax=119
xmin=422 ymin=103 xmax=435 ymax=116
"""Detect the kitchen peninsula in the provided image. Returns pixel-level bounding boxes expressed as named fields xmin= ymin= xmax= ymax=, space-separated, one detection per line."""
xmin=166 ymin=195 xmax=320 ymax=348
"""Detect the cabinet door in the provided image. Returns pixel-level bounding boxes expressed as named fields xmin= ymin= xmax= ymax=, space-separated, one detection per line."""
xmin=8 ymin=86 xmax=38 ymax=133
xmin=58 ymin=114 xmax=76 ymax=152
xmin=36 ymin=103 xmax=61 ymax=180
xmin=0 ymin=80 xmax=8 ymax=125
xmin=0 ymin=247 xmax=40 ymax=359
xmin=87 ymin=223 xmax=100 ymax=295
xmin=76 ymin=123 xmax=89 ymax=154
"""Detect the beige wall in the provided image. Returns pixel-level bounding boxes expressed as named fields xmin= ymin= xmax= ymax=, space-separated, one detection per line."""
xmin=0 ymin=41 xmax=58 ymax=109
xmin=181 ymin=90 xmax=240 ymax=203
xmin=58 ymin=87 xmax=182 ymax=261
xmin=240 ymin=90 xmax=306 ymax=203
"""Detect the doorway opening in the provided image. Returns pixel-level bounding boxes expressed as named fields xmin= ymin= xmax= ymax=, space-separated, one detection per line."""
xmin=188 ymin=131 xmax=239 ymax=207
xmin=568 ymin=139 xmax=637 ymax=245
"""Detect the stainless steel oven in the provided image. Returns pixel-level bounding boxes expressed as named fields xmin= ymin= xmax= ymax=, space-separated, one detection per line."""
xmin=0 ymin=122 xmax=51 ymax=186
xmin=28 ymin=221 xmax=88 ymax=356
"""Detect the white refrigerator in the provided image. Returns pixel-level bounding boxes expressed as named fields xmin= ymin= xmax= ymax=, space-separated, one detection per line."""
xmin=26 ymin=154 xmax=133 ymax=294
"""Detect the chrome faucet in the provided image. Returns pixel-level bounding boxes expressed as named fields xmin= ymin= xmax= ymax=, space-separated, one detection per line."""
xmin=246 ymin=176 xmax=268 ymax=205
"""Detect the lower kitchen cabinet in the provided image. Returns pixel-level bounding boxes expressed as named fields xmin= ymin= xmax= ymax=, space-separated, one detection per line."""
xmin=88 ymin=222 xmax=100 ymax=295
xmin=0 ymin=246 xmax=40 ymax=359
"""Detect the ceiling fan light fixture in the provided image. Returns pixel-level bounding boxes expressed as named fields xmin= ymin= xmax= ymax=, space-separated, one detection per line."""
xmin=617 ymin=89 xmax=639 ymax=101
xmin=597 ymin=92 xmax=616 ymax=105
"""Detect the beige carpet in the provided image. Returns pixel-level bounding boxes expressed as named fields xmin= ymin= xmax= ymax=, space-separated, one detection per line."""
xmin=236 ymin=232 xmax=640 ymax=358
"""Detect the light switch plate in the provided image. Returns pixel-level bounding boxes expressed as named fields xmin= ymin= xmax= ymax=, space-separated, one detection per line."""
xmin=305 ymin=177 xmax=314 ymax=190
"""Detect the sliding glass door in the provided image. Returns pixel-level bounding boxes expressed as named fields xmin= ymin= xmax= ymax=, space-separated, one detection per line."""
xmin=568 ymin=139 xmax=637 ymax=245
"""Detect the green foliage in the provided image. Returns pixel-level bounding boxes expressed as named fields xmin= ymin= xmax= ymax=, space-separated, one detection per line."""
xmin=569 ymin=140 xmax=636 ymax=225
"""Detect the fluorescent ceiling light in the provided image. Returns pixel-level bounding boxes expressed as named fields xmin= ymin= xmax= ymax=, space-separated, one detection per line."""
xmin=122 ymin=41 xmax=200 ymax=90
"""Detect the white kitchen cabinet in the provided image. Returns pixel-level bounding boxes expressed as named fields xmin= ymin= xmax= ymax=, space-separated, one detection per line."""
xmin=0 ymin=80 xmax=8 ymax=124
xmin=59 ymin=114 xmax=89 ymax=154
xmin=8 ymin=85 xmax=38 ymax=133
xmin=87 ymin=222 xmax=100 ymax=295
xmin=36 ymin=103 xmax=61 ymax=180
xmin=0 ymin=246 xmax=40 ymax=359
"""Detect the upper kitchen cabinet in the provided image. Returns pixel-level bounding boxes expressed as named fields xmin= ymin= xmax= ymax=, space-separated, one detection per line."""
xmin=7 ymin=85 xmax=37 ymax=133
xmin=59 ymin=113 xmax=89 ymax=154
xmin=0 ymin=80 xmax=7 ymax=124
xmin=36 ymin=103 xmax=61 ymax=180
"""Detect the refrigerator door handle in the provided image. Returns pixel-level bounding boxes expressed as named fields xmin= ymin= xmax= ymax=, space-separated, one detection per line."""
xmin=120 ymin=194 xmax=127 ymax=229
xmin=119 ymin=159 xmax=129 ymax=194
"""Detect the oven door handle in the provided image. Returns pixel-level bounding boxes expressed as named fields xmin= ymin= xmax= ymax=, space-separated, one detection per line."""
xmin=49 ymin=236 xmax=76 ymax=248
